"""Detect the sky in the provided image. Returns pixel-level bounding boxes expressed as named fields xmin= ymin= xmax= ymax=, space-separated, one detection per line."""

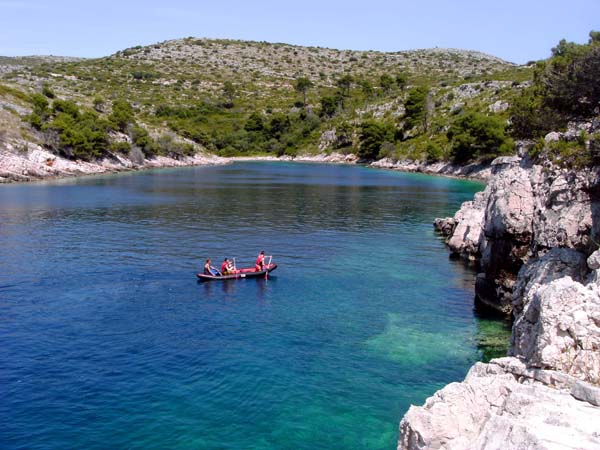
xmin=0 ymin=0 xmax=598 ymax=64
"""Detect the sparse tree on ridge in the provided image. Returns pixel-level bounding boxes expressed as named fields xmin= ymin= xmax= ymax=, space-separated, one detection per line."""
xmin=379 ymin=73 xmax=394 ymax=94
xmin=294 ymin=76 xmax=313 ymax=108
xmin=358 ymin=79 xmax=373 ymax=98
xmin=336 ymin=75 xmax=353 ymax=97
xmin=395 ymin=73 xmax=407 ymax=90
xmin=222 ymin=81 xmax=236 ymax=107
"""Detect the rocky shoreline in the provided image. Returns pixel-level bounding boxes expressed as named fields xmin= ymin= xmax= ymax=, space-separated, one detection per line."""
xmin=371 ymin=157 xmax=492 ymax=181
xmin=0 ymin=140 xmax=228 ymax=183
xmin=398 ymin=155 xmax=600 ymax=449
xmin=0 ymin=142 xmax=493 ymax=185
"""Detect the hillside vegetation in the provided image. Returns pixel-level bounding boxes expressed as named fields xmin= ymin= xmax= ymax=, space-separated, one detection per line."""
xmin=4 ymin=35 xmax=594 ymax=166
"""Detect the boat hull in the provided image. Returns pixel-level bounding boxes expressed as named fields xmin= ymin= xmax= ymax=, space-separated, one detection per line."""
xmin=196 ymin=264 xmax=277 ymax=282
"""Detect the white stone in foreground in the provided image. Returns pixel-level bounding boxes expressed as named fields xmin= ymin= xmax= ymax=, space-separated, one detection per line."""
xmin=398 ymin=358 xmax=600 ymax=450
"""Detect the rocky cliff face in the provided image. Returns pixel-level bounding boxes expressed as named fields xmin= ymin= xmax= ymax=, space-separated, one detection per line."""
xmin=398 ymin=155 xmax=600 ymax=449
xmin=435 ymin=155 xmax=599 ymax=313
xmin=398 ymin=249 xmax=600 ymax=450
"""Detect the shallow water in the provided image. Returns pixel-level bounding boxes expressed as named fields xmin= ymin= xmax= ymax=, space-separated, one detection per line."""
xmin=0 ymin=162 xmax=509 ymax=449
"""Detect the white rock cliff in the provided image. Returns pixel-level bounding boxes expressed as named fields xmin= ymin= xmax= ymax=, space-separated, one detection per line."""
xmin=401 ymin=157 xmax=600 ymax=449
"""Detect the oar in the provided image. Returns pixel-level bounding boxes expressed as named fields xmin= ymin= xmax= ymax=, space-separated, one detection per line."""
xmin=265 ymin=255 xmax=272 ymax=280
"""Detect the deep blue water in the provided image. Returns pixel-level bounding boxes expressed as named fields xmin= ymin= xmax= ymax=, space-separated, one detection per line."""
xmin=0 ymin=162 xmax=505 ymax=449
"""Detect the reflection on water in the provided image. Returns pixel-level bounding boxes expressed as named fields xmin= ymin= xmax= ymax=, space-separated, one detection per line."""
xmin=0 ymin=162 xmax=504 ymax=450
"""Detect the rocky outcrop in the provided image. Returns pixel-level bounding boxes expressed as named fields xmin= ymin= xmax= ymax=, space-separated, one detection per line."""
xmin=0 ymin=139 xmax=226 ymax=183
xmin=371 ymin=158 xmax=492 ymax=180
xmin=398 ymin=250 xmax=600 ymax=449
xmin=510 ymin=249 xmax=600 ymax=383
xmin=403 ymin=136 xmax=600 ymax=447
xmin=293 ymin=152 xmax=359 ymax=164
xmin=398 ymin=357 xmax=600 ymax=450
xmin=435 ymin=154 xmax=599 ymax=313
xmin=405 ymin=147 xmax=600 ymax=448
xmin=229 ymin=152 xmax=359 ymax=164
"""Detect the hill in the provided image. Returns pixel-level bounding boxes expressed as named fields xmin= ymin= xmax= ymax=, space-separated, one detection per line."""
xmin=0 ymin=37 xmax=535 ymax=165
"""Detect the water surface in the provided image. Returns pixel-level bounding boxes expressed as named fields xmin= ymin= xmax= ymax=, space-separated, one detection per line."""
xmin=0 ymin=162 xmax=508 ymax=449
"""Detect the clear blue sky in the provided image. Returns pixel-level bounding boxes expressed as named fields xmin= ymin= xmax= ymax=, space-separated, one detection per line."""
xmin=1 ymin=0 xmax=598 ymax=63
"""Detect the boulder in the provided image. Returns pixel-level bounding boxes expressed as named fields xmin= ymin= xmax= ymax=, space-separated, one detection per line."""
xmin=475 ymin=157 xmax=535 ymax=310
xmin=443 ymin=191 xmax=488 ymax=259
xmin=511 ymin=248 xmax=589 ymax=315
xmin=544 ymin=131 xmax=561 ymax=142
xmin=588 ymin=250 xmax=600 ymax=270
xmin=433 ymin=217 xmax=456 ymax=237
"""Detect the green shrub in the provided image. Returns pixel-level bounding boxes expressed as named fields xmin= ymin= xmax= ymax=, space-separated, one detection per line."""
xmin=320 ymin=95 xmax=338 ymax=118
xmin=46 ymin=110 xmax=110 ymax=160
xmin=42 ymin=83 xmax=55 ymax=99
xmin=532 ymin=138 xmax=598 ymax=168
xmin=510 ymin=31 xmax=600 ymax=143
xmin=131 ymin=71 xmax=158 ymax=81
xmin=110 ymin=141 xmax=132 ymax=153
xmin=52 ymin=99 xmax=80 ymax=118
xmin=358 ymin=120 xmax=395 ymax=160
xmin=404 ymin=86 xmax=429 ymax=131
xmin=426 ymin=141 xmax=444 ymax=162
xmin=245 ymin=112 xmax=265 ymax=132
xmin=109 ymin=99 xmax=134 ymax=132
xmin=508 ymin=87 xmax=565 ymax=138
xmin=447 ymin=112 xmax=513 ymax=163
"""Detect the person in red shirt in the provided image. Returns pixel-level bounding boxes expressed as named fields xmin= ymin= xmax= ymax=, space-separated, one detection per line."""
xmin=221 ymin=258 xmax=233 ymax=275
xmin=255 ymin=250 xmax=265 ymax=271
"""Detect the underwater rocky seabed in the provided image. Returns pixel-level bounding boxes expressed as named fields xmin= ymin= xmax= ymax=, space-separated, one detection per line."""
xmin=399 ymin=156 xmax=600 ymax=450
xmin=0 ymin=162 xmax=511 ymax=449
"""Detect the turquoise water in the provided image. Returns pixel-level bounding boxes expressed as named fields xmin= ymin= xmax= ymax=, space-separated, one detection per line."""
xmin=0 ymin=162 xmax=505 ymax=449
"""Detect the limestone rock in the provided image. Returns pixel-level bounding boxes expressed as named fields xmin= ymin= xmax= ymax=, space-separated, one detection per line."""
xmin=511 ymin=248 xmax=589 ymax=315
xmin=433 ymin=217 xmax=456 ymax=237
xmin=511 ymin=275 xmax=600 ymax=383
xmin=588 ymin=250 xmax=600 ymax=270
xmin=545 ymin=131 xmax=561 ymax=142
xmin=0 ymin=138 xmax=226 ymax=182
xmin=398 ymin=358 xmax=600 ymax=450
xmin=318 ymin=129 xmax=337 ymax=151
xmin=440 ymin=152 xmax=599 ymax=314
xmin=488 ymin=100 xmax=508 ymax=113
xmin=369 ymin=159 xmax=492 ymax=180
xmin=530 ymin=167 xmax=595 ymax=252
xmin=447 ymin=195 xmax=486 ymax=259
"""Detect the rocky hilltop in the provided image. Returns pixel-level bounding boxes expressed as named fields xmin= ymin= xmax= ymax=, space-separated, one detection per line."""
xmin=398 ymin=145 xmax=600 ymax=449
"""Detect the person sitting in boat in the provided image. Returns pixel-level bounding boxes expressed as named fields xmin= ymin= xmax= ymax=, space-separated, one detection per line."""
xmin=255 ymin=250 xmax=265 ymax=271
xmin=221 ymin=258 xmax=235 ymax=275
xmin=204 ymin=259 xmax=220 ymax=276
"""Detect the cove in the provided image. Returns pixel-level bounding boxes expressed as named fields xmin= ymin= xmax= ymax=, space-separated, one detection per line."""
xmin=0 ymin=162 xmax=510 ymax=450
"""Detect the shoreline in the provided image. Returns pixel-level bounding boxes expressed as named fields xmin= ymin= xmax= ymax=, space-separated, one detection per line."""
xmin=0 ymin=144 xmax=491 ymax=185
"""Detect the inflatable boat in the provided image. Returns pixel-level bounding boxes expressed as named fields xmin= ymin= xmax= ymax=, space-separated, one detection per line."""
xmin=197 ymin=263 xmax=277 ymax=282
